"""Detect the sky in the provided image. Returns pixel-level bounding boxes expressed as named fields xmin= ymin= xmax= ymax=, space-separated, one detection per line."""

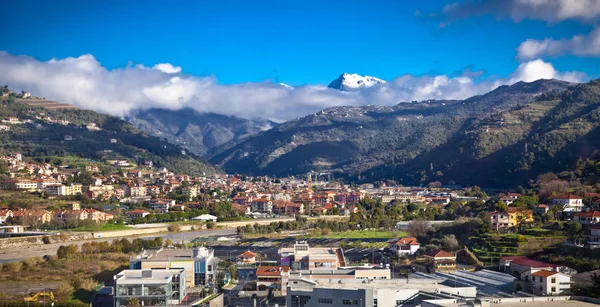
xmin=0 ymin=0 xmax=599 ymax=121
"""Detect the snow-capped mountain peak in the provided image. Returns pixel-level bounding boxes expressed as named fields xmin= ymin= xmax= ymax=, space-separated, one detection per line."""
xmin=278 ymin=83 xmax=294 ymax=90
xmin=327 ymin=73 xmax=386 ymax=91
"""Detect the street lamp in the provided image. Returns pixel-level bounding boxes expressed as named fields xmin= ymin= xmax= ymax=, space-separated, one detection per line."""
xmin=228 ymin=249 xmax=238 ymax=262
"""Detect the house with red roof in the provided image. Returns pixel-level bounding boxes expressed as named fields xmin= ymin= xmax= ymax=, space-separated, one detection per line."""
xmin=573 ymin=211 xmax=600 ymax=225
xmin=552 ymin=193 xmax=584 ymax=213
xmin=499 ymin=256 xmax=576 ymax=287
xmin=128 ymin=209 xmax=149 ymax=219
xmin=239 ymin=250 xmax=257 ymax=264
xmin=531 ymin=270 xmax=571 ymax=296
xmin=256 ymin=266 xmax=290 ymax=293
xmin=387 ymin=237 xmax=420 ymax=256
xmin=413 ymin=249 xmax=456 ymax=273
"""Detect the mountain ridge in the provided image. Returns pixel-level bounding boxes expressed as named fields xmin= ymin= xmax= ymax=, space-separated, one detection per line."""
xmin=208 ymin=78 xmax=581 ymax=187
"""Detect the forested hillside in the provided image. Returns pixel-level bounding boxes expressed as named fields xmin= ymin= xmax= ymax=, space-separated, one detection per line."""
xmin=0 ymin=95 xmax=217 ymax=176
xmin=209 ymin=79 xmax=575 ymax=186
xmin=368 ymin=79 xmax=600 ymax=187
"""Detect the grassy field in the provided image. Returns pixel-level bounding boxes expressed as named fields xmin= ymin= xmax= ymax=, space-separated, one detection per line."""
xmin=71 ymin=223 xmax=131 ymax=232
xmin=324 ymin=230 xmax=406 ymax=239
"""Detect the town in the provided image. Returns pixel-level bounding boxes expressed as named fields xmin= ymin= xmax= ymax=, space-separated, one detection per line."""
xmin=0 ymin=151 xmax=599 ymax=307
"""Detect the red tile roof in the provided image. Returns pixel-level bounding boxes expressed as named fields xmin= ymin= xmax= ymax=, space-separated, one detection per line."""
xmin=424 ymin=250 xmax=454 ymax=258
xmin=574 ymin=211 xmax=600 ymax=218
xmin=256 ymin=266 xmax=290 ymax=277
xmin=531 ymin=270 xmax=558 ymax=277
xmin=240 ymin=250 xmax=257 ymax=258
xmin=390 ymin=237 xmax=419 ymax=245
xmin=553 ymin=193 xmax=582 ymax=200
xmin=501 ymin=256 xmax=558 ymax=268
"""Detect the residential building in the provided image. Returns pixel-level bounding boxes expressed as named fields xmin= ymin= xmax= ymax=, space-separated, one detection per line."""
xmin=413 ymin=250 xmax=456 ymax=273
xmin=536 ymin=204 xmax=550 ymax=215
xmin=552 ymin=194 xmax=584 ymax=213
xmin=490 ymin=207 xmax=533 ymax=231
xmin=114 ymin=269 xmax=186 ymax=307
xmin=387 ymin=237 xmax=420 ymax=256
xmin=499 ymin=256 xmax=576 ymax=292
xmin=251 ymin=198 xmax=273 ymax=214
xmin=0 ymin=209 xmax=13 ymax=224
xmin=45 ymin=184 xmax=83 ymax=196
xmin=129 ymin=247 xmax=218 ymax=287
xmin=239 ymin=250 xmax=257 ymax=264
xmin=256 ymin=266 xmax=291 ymax=291
xmin=128 ymin=209 xmax=149 ymax=219
xmin=573 ymin=211 xmax=600 ymax=225
xmin=531 ymin=270 xmax=571 ymax=296
xmin=500 ymin=193 xmax=521 ymax=205
xmin=587 ymin=224 xmax=600 ymax=248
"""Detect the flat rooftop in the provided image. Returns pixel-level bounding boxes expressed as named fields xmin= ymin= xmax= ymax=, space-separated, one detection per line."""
xmin=115 ymin=269 xmax=183 ymax=285
xmin=426 ymin=300 xmax=599 ymax=307
xmin=134 ymin=248 xmax=213 ymax=261
xmin=289 ymin=277 xmax=457 ymax=291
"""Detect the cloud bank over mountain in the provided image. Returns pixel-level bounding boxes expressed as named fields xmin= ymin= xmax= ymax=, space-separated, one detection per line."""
xmin=0 ymin=51 xmax=587 ymax=121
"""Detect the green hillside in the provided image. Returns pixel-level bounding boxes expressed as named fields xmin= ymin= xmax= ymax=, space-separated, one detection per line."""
xmin=0 ymin=94 xmax=217 ymax=176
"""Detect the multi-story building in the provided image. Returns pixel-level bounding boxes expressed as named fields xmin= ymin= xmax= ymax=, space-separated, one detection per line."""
xmin=114 ymin=269 xmax=186 ymax=307
xmin=129 ymin=247 xmax=218 ymax=287
xmin=251 ymin=198 xmax=273 ymax=214
xmin=587 ymin=224 xmax=600 ymax=248
xmin=490 ymin=207 xmax=533 ymax=231
xmin=573 ymin=211 xmax=600 ymax=225
xmin=552 ymin=194 xmax=584 ymax=213
xmin=45 ymin=184 xmax=83 ymax=196
xmin=531 ymin=270 xmax=571 ymax=296
xmin=388 ymin=237 xmax=420 ymax=256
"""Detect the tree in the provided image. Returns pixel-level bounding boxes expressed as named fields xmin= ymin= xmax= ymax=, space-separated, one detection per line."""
xmin=164 ymin=238 xmax=173 ymax=247
xmin=496 ymin=201 xmax=508 ymax=212
xmin=442 ymin=234 xmax=460 ymax=251
xmin=206 ymin=221 xmax=216 ymax=229
xmin=566 ymin=221 xmax=582 ymax=236
xmin=127 ymin=298 xmax=142 ymax=306
xmin=407 ymin=219 xmax=430 ymax=239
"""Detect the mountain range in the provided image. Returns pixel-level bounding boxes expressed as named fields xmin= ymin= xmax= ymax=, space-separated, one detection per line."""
xmin=127 ymin=108 xmax=275 ymax=156
xmin=208 ymin=78 xmax=600 ymax=188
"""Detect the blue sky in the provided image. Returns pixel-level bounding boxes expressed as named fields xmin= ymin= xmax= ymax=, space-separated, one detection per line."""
xmin=0 ymin=0 xmax=598 ymax=120
xmin=1 ymin=0 xmax=597 ymax=85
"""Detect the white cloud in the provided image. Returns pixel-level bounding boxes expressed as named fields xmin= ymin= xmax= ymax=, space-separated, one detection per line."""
xmin=441 ymin=0 xmax=600 ymax=23
xmin=152 ymin=63 xmax=182 ymax=74
xmin=517 ymin=26 xmax=600 ymax=60
xmin=0 ymin=52 xmax=588 ymax=121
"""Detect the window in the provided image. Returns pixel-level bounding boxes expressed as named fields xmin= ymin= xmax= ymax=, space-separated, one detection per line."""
xmin=207 ymin=265 xmax=212 ymax=271
xmin=342 ymin=300 xmax=358 ymax=305
xmin=551 ymin=287 xmax=556 ymax=292
xmin=551 ymin=277 xmax=556 ymax=283
xmin=318 ymin=298 xmax=333 ymax=304
xmin=540 ymin=286 xmax=543 ymax=291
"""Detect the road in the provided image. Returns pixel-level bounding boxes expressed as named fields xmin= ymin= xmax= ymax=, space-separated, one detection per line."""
xmin=0 ymin=228 xmax=236 ymax=263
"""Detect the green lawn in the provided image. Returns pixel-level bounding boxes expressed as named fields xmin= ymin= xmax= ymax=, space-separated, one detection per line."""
xmin=324 ymin=230 xmax=406 ymax=239
xmin=71 ymin=223 xmax=131 ymax=232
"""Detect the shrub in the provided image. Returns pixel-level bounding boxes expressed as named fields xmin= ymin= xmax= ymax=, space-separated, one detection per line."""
xmin=206 ymin=221 xmax=216 ymax=229
xmin=22 ymin=257 xmax=43 ymax=268
xmin=167 ymin=224 xmax=181 ymax=232
xmin=516 ymin=235 xmax=527 ymax=242
xmin=71 ymin=277 xmax=98 ymax=291
xmin=5 ymin=261 xmax=22 ymax=272
xmin=54 ymin=281 xmax=75 ymax=301
xmin=42 ymin=236 xmax=52 ymax=244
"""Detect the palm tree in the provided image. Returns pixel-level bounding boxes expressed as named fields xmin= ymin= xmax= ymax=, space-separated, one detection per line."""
xmin=551 ymin=204 xmax=566 ymax=221
xmin=127 ymin=298 xmax=141 ymax=306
